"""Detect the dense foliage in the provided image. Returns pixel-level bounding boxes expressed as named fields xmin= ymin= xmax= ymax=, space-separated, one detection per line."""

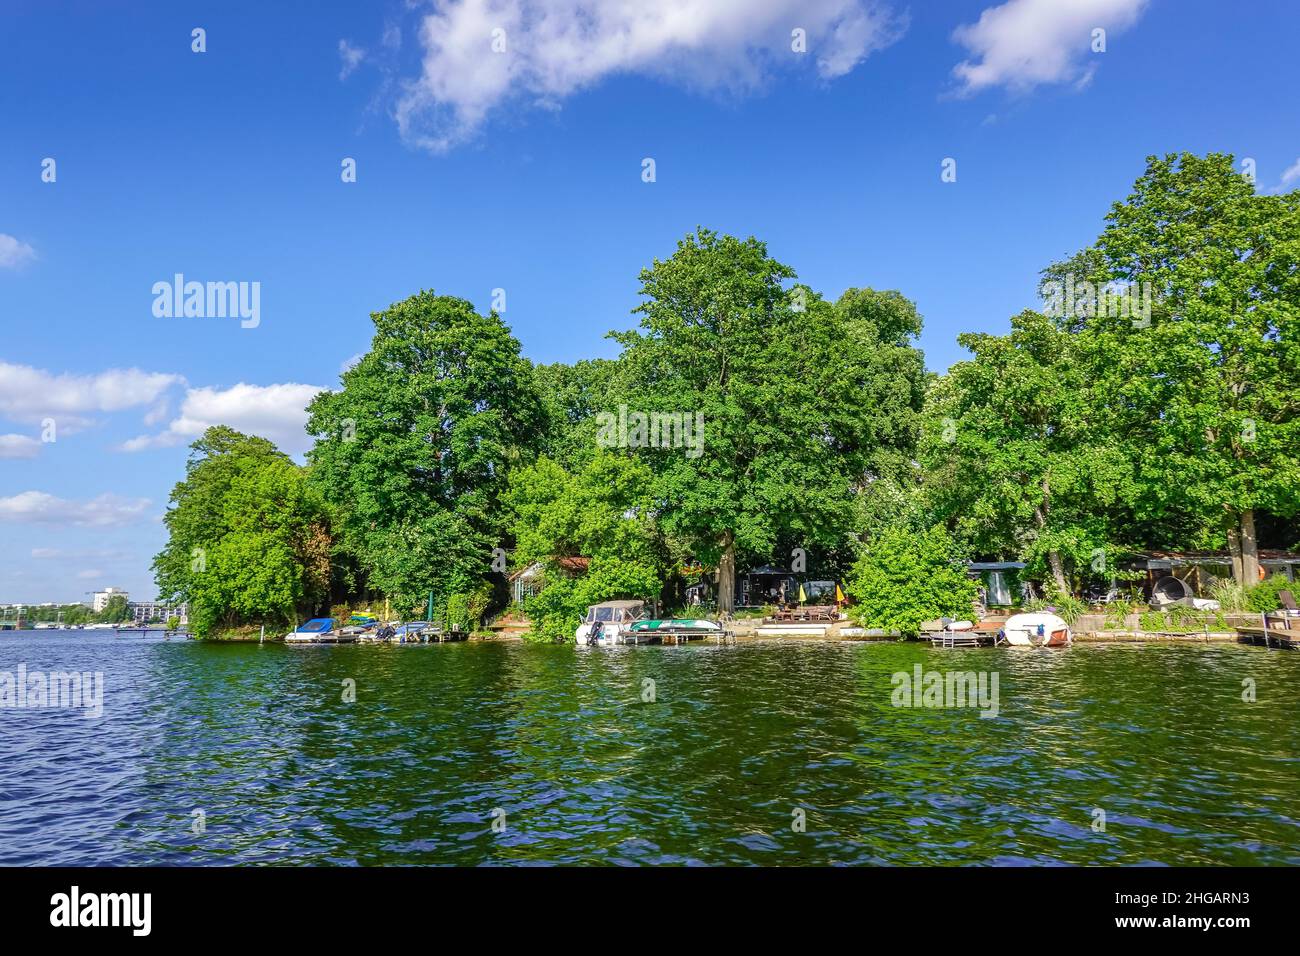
xmin=845 ymin=525 xmax=979 ymax=636
xmin=505 ymin=453 xmax=666 ymax=641
xmin=153 ymin=427 xmax=332 ymax=639
xmin=153 ymin=153 xmax=1300 ymax=638
xmin=612 ymin=229 xmax=928 ymax=611
xmin=305 ymin=291 xmax=545 ymax=621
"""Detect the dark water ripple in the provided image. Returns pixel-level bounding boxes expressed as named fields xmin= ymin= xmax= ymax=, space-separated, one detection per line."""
xmin=1 ymin=632 xmax=1297 ymax=865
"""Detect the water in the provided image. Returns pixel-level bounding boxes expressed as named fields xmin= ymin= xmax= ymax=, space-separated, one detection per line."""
xmin=1 ymin=630 xmax=1297 ymax=866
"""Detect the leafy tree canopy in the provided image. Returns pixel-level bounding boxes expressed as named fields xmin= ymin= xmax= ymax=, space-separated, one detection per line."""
xmin=305 ymin=291 xmax=545 ymax=614
xmin=153 ymin=426 xmax=331 ymax=638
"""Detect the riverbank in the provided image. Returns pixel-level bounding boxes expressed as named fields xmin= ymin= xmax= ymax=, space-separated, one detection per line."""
xmin=193 ymin=610 xmax=1272 ymax=646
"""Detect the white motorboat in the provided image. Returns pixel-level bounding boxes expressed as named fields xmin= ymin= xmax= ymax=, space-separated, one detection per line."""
xmin=1001 ymin=612 xmax=1072 ymax=647
xmin=575 ymin=600 xmax=649 ymax=645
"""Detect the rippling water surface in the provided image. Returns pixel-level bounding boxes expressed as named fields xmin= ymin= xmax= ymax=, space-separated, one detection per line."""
xmin=1 ymin=631 xmax=1297 ymax=865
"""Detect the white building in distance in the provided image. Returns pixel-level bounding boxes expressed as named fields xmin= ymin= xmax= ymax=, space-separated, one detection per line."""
xmin=91 ymin=587 xmax=129 ymax=612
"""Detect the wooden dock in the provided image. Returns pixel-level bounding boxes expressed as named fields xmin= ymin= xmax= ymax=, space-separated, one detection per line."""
xmin=1235 ymin=626 xmax=1299 ymax=650
xmin=925 ymin=630 xmax=998 ymax=648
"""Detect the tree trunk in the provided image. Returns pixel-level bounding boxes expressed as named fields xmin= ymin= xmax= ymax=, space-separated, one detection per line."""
xmin=1033 ymin=475 xmax=1069 ymax=596
xmin=1240 ymin=508 xmax=1260 ymax=584
xmin=1226 ymin=517 xmax=1243 ymax=583
xmin=1047 ymin=550 xmax=1069 ymax=596
xmin=717 ymin=530 xmax=736 ymax=615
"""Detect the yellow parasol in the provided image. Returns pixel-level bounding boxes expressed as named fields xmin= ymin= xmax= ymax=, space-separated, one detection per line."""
xmin=798 ymin=582 xmax=807 ymax=604
xmin=835 ymin=583 xmax=845 ymax=604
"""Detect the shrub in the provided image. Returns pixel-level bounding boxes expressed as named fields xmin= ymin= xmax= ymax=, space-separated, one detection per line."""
xmin=444 ymin=583 xmax=494 ymax=631
xmin=845 ymin=525 xmax=978 ymax=637
xmin=1026 ymin=590 xmax=1088 ymax=625
xmin=1209 ymin=579 xmax=1250 ymax=613
xmin=521 ymin=556 xmax=661 ymax=643
xmin=1246 ymin=574 xmax=1293 ymax=613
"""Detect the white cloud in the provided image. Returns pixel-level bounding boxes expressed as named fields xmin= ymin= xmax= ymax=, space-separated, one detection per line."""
xmin=77 ymin=569 xmax=103 ymax=580
xmin=951 ymin=0 xmax=1148 ymax=96
xmin=1280 ymin=157 xmax=1300 ymax=189
xmin=395 ymin=0 xmax=906 ymax=152
xmin=339 ymin=38 xmax=367 ymax=79
xmin=0 ymin=234 xmax=37 ymax=269
xmin=0 ymin=491 xmax=152 ymax=528
xmin=31 ymin=547 xmax=128 ymax=561
xmin=0 ymin=362 xmax=185 ymax=428
xmin=121 ymin=382 xmax=326 ymax=456
xmin=0 ymin=433 xmax=40 ymax=459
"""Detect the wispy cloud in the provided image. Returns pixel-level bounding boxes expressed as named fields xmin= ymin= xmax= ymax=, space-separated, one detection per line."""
xmin=0 ymin=234 xmax=37 ymax=270
xmin=1279 ymin=157 xmax=1300 ymax=190
xmin=121 ymin=382 xmax=326 ymax=456
xmin=31 ymin=547 xmax=130 ymax=561
xmin=0 ymin=433 xmax=41 ymax=459
xmin=395 ymin=0 xmax=907 ymax=152
xmin=951 ymin=0 xmax=1148 ymax=97
xmin=0 ymin=362 xmax=185 ymax=429
xmin=339 ymin=38 xmax=366 ymax=80
xmin=0 ymin=491 xmax=152 ymax=528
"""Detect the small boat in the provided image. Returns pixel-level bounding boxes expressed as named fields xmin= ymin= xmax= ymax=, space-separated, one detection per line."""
xmin=389 ymin=621 xmax=450 ymax=643
xmin=284 ymin=617 xmax=357 ymax=644
xmin=575 ymin=600 xmax=649 ymax=645
xmin=389 ymin=621 xmax=432 ymax=643
xmin=1000 ymin=612 xmax=1072 ymax=647
xmin=627 ymin=618 xmax=723 ymax=643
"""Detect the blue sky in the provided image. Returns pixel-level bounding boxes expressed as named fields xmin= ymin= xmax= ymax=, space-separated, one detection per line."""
xmin=1 ymin=0 xmax=1297 ymax=603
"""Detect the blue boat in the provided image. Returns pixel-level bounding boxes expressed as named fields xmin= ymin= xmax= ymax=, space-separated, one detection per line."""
xmin=284 ymin=618 xmax=355 ymax=644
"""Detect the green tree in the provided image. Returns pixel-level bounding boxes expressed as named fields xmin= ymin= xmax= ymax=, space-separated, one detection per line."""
xmin=1053 ymin=153 xmax=1300 ymax=583
xmin=921 ymin=310 xmax=1135 ymax=593
xmin=611 ymin=229 xmax=927 ymax=611
xmin=305 ymin=291 xmax=545 ymax=615
xmin=505 ymin=452 xmax=666 ymax=641
xmin=62 ymin=604 xmax=92 ymax=626
xmin=98 ymin=594 xmax=130 ymax=624
xmin=153 ymin=427 xmax=332 ymax=638
xmin=846 ymin=525 xmax=978 ymax=636
xmin=534 ymin=359 xmax=618 ymax=472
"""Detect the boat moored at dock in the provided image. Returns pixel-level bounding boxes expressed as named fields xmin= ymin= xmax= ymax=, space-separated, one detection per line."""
xmin=576 ymin=600 xmax=649 ymax=645
xmin=627 ymin=618 xmax=727 ymax=644
xmin=1000 ymin=612 xmax=1072 ymax=647
xmin=284 ymin=618 xmax=356 ymax=644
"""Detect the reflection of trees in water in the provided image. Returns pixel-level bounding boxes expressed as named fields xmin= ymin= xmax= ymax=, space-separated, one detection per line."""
xmin=111 ymin=641 xmax=1300 ymax=865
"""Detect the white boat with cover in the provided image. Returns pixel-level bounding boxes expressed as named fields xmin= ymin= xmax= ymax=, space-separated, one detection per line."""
xmin=1001 ymin=612 xmax=1072 ymax=647
xmin=575 ymin=600 xmax=649 ymax=645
